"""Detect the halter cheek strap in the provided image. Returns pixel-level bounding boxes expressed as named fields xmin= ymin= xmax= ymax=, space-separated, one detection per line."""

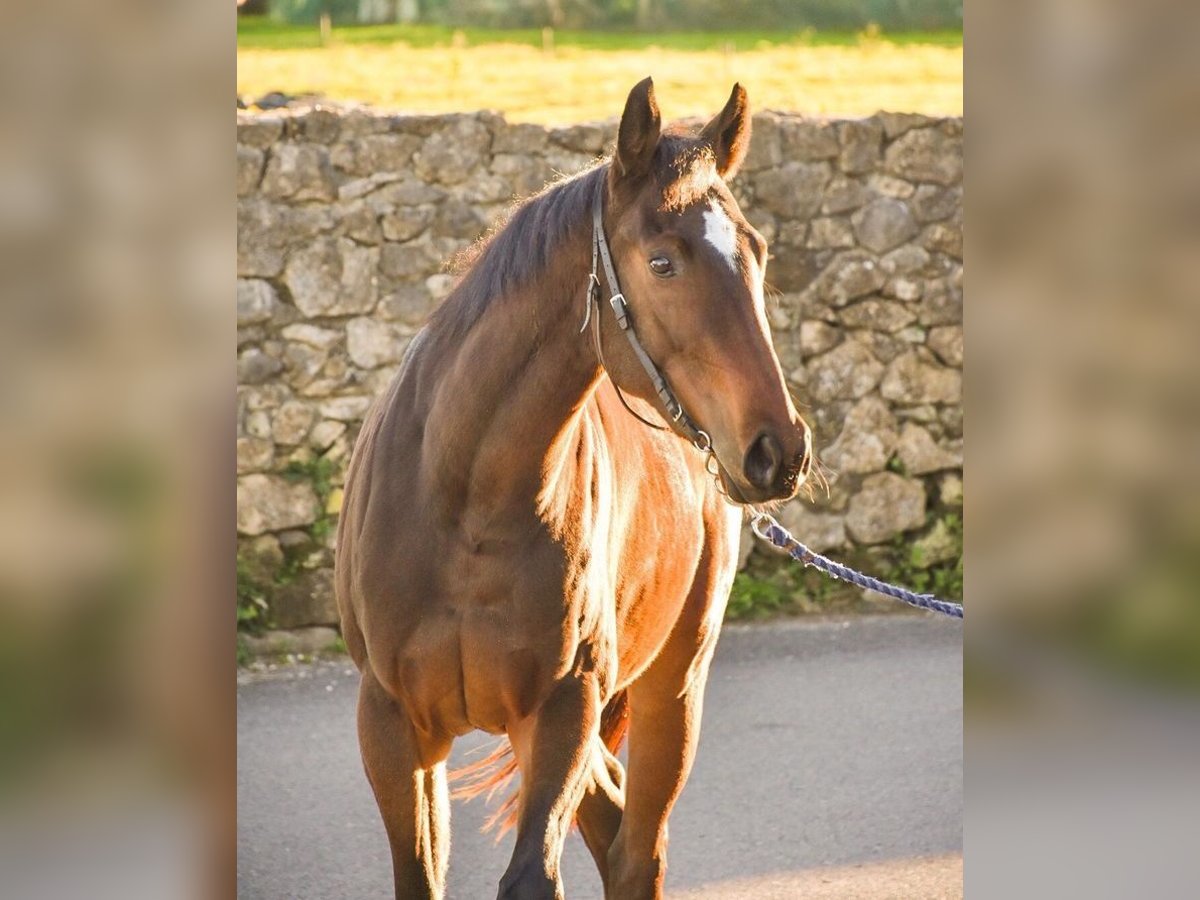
xmin=585 ymin=177 xmax=712 ymax=453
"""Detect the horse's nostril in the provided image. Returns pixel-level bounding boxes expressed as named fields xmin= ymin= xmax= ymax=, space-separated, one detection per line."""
xmin=744 ymin=431 xmax=783 ymax=491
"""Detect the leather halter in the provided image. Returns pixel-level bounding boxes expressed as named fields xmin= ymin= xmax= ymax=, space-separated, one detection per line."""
xmin=583 ymin=176 xmax=712 ymax=454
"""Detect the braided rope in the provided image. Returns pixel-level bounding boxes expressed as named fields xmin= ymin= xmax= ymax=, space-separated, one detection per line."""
xmin=749 ymin=512 xmax=964 ymax=619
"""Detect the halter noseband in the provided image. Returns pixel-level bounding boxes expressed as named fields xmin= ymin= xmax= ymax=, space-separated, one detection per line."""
xmin=584 ymin=175 xmax=712 ymax=454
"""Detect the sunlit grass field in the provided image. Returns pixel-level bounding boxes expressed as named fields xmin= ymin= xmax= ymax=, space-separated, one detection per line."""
xmin=236 ymin=20 xmax=961 ymax=123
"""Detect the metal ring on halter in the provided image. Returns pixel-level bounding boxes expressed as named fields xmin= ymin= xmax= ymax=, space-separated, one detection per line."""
xmin=749 ymin=511 xmax=774 ymax=542
xmin=693 ymin=430 xmax=712 ymax=453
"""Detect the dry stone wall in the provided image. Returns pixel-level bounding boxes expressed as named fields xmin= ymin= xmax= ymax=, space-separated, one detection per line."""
xmin=237 ymin=106 xmax=962 ymax=630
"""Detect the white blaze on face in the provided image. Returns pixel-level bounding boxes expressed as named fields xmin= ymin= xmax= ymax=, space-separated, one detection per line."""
xmin=702 ymin=199 xmax=739 ymax=272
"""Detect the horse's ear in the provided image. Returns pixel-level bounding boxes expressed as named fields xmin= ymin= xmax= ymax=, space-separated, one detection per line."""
xmin=701 ymin=83 xmax=751 ymax=180
xmin=615 ymin=77 xmax=661 ymax=180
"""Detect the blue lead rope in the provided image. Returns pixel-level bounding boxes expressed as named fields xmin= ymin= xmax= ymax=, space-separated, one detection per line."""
xmin=749 ymin=511 xmax=964 ymax=619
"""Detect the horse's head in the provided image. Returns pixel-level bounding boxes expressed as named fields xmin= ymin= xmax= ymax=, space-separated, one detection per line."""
xmin=601 ymin=77 xmax=813 ymax=504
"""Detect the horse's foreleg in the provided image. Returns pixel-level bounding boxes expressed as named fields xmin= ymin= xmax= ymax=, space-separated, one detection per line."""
xmin=357 ymin=671 xmax=452 ymax=900
xmin=499 ymin=672 xmax=602 ymax=900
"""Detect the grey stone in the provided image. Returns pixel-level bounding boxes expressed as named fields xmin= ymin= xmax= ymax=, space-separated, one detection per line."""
xmin=413 ymin=117 xmax=492 ymax=185
xmin=282 ymin=343 xmax=330 ymax=390
xmin=799 ymin=320 xmax=840 ymax=358
xmin=852 ymin=198 xmax=918 ymax=253
xmin=426 ymin=273 xmax=456 ymax=300
xmin=369 ymin=179 xmax=447 ymax=208
xmin=880 ymin=245 xmax=931 ymax=275
xmin=846 ymin=472 xmax=926 ymax=544
xmin=895 ymin=423 xmax=958 ymax=475
xmin=776 ymin=221 xmax=809 ymax=247
xmin=337 ymin=172 xmax=402 ymax=202
xmin=239 ymin=200 xmax=336 ymax=279
xmin=549 ymin=122 xmax=610 ymax=155
xmin=339 ymin=200 xmax=382 ymax=244
xmin=238 ymin=348 xmax=282 ymax=384
xmin=807 ymin=252 xmax=886 ymax=306
xmin=490 ymin=152 xmax=548 ymax=184
xmin=245 ymin=410 xmax=272 ymax=439
xmin=459 ymin=173 xmax=516 ymax=205
xmin=866 ymin=173 xmax=915 ymax=199
xmin=309 ymin=420 xmax=347 ymax=451
xmin=821 ymin=177 xmax=869 ymax=214
xmin=331 ymin=133 xmax=423 ymax=176
xmin=273 ymin=400 xmax=314 ymax=446
xmin=927 ymin=325 xmax=963 ymax=367
xmin=237 ymin=115 xmax=284 ymax=149
xmin=878 ymin=112 xmax=937 ymax=139
xmin=744 ymin=113 xmax=783 ymax=171
xmin=270 ymin=569 xmax=339 ymax=629
xmin=433 ymin=200 xmax=487 ymax=240
xmin=880 ymin=352 xmax=962 ymax=405
xmin=884 ymin=127 xmax=962 ymax=186
xmin=319 ymin=396 xmax=372 ymax=421
xmin=822 ymin=397 xmax=899 ymax=475
xmin=781 ymin=119 xmax=840 ymax=161
xmin=838 ymin=118 xmax=883 ymax=175
xmin=805 ymin=340 xmax=884 ymax=403
xmin=378 ymin=284 xmax=438 ymax=326
xmin=380 ymin=207 xmax=434 ymax=242
xmin=807 ymin=217 xmax=855 ymax=249
xmin=380 ymin=241 xmax=442 ymax=282
xmin=754 ymin=162 xmax=832 ymax=219
xmin=284 ymin=237 xmax=379 ymax=317
xmin=240 ymin=533 xmax=285 ymax=586
xmin=493 ymin=122 xmax=550 ymax=154
xmin=346 ymin=317 xmax=405 ymax=369
xmin=237 ymin=145 xmax=265 ymax=196
xmin=922 ymin=222 xmax=962 ymax=260
xmin=838 ymin=299 xmax=917 ymax=333
xmin=917 ymin=280 xmax=962 ymax=326
xmin=237 ymin=474 xmax=319 ymax=536
xmin=939 ymin=472 xmax=964 ymax=507
xmin=851 ymin=330 xmax=909 ymax=364
xmin=884 ymin=277 xmax=923 ymax=302
xmin=237 ymin=279 xmax=277 ymax=325
xmin=237 ymin=199 xmax=286 ymax=278
xmin=778 ymin=502 xmax=847 ymax=553
xmin=280 ymin=325 xmax=340 ymax=351
xmin=241 ymin=385 xmax=288 ymax=412
xmin=297 ymin=107 xmax=341 ymax=143
xmin=237 ymin=436 xmax=274 ymax=473
xmin=912 ymin=518 xmax=961 ymax=567
xmin=261 ymin=143 xmax=335 ymax=201
xmin=911 ymin=184 xmax=959 ymax=222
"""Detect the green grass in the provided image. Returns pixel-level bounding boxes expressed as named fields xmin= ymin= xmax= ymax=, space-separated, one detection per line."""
xmin=237 ymin=18 xmax=962 ymax=52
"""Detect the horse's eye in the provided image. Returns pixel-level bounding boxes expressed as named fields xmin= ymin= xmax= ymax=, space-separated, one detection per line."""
xmin=648 ymin=256 xmax=674 ymax=277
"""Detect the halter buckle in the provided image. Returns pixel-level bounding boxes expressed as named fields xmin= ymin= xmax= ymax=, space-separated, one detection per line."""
xmin=608 ymin=293 xmax=630 ymax=330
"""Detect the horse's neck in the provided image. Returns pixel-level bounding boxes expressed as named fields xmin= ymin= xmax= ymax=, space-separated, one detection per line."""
xmin=426 ymin=236 xmax=602 ymax=513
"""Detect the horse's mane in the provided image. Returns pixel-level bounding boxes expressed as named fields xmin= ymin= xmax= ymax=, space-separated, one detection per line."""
xmin=434 ymin=131 xmax=709 ymax=339
xmin=434 ymin=162 xmax=608 ymax=336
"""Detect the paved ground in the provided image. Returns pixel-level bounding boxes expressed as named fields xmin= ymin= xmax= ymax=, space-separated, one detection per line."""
xmin=237 ymin=616 xmax=962 ymax=899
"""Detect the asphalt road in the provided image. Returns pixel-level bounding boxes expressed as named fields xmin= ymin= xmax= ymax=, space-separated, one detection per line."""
xmin=237 ymin=616 xmax=962 ymax=899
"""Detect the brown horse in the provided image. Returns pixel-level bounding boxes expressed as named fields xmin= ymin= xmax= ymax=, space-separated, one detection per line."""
xmin=336 ymin=78 xmax=812 ymax=899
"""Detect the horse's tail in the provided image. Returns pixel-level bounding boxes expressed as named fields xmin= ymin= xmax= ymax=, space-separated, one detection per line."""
xmin=450 ymin=689 xmax=630 ymax=838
